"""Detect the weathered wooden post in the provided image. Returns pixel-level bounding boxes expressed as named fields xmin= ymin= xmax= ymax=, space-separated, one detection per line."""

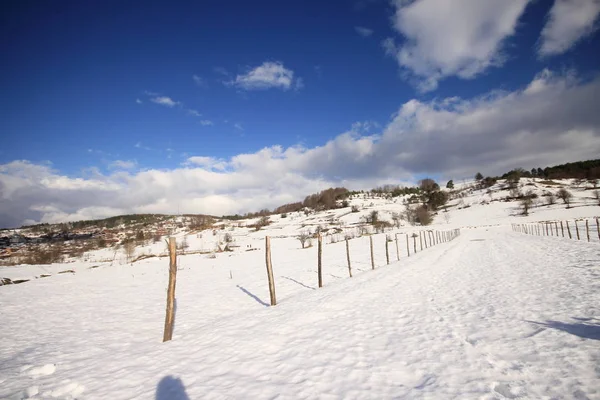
xmin=554 ymin=222 xmax=558 ymax=236
xmin=545 ymin=223 xmax=549 ymax=236
xmin=369 ymin=235 xmax=375 ymax=270
xmin=566 ymin=221 xmax=572 ymax=239
xmin=385 ymin=237 xmax=390 ymax=265
xmin=597 ymin=218 xmax=600 ymax=241
xmin=163 ymin=237 xmax=178 ymax=342
xmin=265 ymin=236 xmax=277 ymax=305
xmin=413 ymin=235 xmax=417 ymax=254
xmin=586 ymin=219 xmax=590 ymax=242
xmin=395 ymin=233 xmax=400 ymax=261
xmin=575 ymin=220 xmax=580 ymax=240
xmin=318 ymin=234 xmax=323 ymax=287
xmin=406 ymin=234 xmax=410 ymax=257
xmin=419 ymin=232 xmax=423 ymax=251
xmin=560 ymin=221 xmax=564 ymax=237
xmin=423 ymin=231 xmax=428 ymax=248
xmin=345 ymin=237 xmax=352 ymax=278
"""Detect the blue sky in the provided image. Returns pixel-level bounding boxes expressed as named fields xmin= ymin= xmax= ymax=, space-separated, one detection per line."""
xmin=1 ymin=0 xmax=600 ymax=227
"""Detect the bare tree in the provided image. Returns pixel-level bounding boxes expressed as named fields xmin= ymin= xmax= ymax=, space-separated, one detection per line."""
xmin=391 ymin=212 xmax=402 ymax=228
xmin=545 ymin=192 xmax=556 ymax=206
xmin=366 ymin=210 xmax=379 ymax=224
xmin=557 ymin=188 xmax=573 ymax=208
xmin=416 ymin=206 xmax=432 ymax=225
xmin=593 ymin=190 xmax=600 ymax=206
xmin=298 ymin=231 xmax=310 ymax=249
xmin=123 ymin=239 xmax=136 ymax=263
xmin=520 ymin=196 xmax=533 ymax=215
xmin=443 ymin=212 xmax=451 ymax=224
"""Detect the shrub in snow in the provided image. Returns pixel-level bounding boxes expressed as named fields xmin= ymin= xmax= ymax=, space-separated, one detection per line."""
xmin=557 ymin=188 xmax=573 ymax=208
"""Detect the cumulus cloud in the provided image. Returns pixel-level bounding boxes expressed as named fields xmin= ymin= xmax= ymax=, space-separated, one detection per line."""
xmin=199 ymin=120 xmax=214 ymax=126
xmin=384 ymin=0 xmax=530 ymax=91
xmin=355 ymin=26 xmax=374 ymax=37
xmin=150 ymin=96 xmax=180 ymax=107
xmin=539 ymin=0 xmax=600 ymax=56
xmin=227 ymin=61 xmax=301 ymax=91
xmin=2 ymin=70 xmax=600 ymax=227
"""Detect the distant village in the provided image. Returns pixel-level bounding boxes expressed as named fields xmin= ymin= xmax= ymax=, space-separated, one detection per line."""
xmin=0 ymin=214 xmax=203 ymax=265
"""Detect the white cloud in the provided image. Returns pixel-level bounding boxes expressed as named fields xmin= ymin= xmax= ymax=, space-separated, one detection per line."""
xmin=227 ymin=61 xmax=301 ymax=91
xmin=193 ymin=74 xmax=207 ymax=87
xmin=355 ymin=26 xmax=374 ymax=37
xmin=187 ymin=109 xmax=202 ymax=117
xmin=2 ymin=70 xmax=600 ymax=227
xmin=385 ymin=0 xmax=530 ymax=91
xmin=150 ymin=96 xmax=180 ymax=107
xmin=109 ymin=160 xmax=137 ymax=170
xmin=234 ymin=123 xmax=244 ymax=131
xmin=134 ymin=142 xmax=152 ymax=151
xmin=136 ymin=98 xmax=142 ymax=104
xmin=539 ymin=0 xmax=600 ymax=56
xmin=200 ymin=120 xmax=214 ymax=126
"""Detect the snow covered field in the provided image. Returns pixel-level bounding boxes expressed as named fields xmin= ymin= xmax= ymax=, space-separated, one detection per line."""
xmin=1 ymin=226 xmax=599 ymax=399
xmin=1 ymin=179 xmax=599 ymax=399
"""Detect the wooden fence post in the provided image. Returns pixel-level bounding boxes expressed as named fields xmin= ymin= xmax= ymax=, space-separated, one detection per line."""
xmin=554 ymin=222 xmax=558 ymax=236
xmin=163 ymin=237 xmax=178 ymax=342
xmin=370 ymin=235 xmax=375 ymax=270
xmin=429 ymin=231 xmax=434 ymax=245
xmin=345 ymin=238 xmax=352 ymax=278
xmin=395 ymin=233 xmax=400 ymax=261
xmin=385 ymin=237 xmax=390 ymax=265
xmin=423 ymin=231 xmax=428 ymax=248
xmin=560 ymin=221 xmax=564 ymax=237
xmin=265 ymin=236 xmax=277 ymax=305
xmin=406 ymin=234 xmax=410 ymax=257
xmin=413 ymin=235 xmax=417 ymax=254
xmin=318 ymin=234 xmax=323 ymax=287
xmin=545 ymin=223 xmax=549 ymax=236
xmin=575 ymin=221 xmax=580 ymax=240
xmin=586 ymin=219 xmax=590 ymax=242
xmin=419 ymin=232 xmax=423 ymax=251
xmin=566 ymin=221 xmax=572 ymax=239
xmin=597 ymin=218 xmax=600 ymax=241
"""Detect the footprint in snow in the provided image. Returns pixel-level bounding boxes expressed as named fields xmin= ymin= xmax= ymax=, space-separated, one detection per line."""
xmin=493 ymin=382 xmax=525 ymax=399
xmin=26 ymin=363 xmax=56 ymax=377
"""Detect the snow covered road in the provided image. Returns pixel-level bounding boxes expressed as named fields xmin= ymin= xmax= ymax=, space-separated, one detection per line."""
xmin=1 ymin=227 xmax=599 ymax=399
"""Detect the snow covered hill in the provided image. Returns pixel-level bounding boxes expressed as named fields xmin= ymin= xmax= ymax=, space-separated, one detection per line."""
xmin=1 ymin=178 xmax=599 ymax=399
